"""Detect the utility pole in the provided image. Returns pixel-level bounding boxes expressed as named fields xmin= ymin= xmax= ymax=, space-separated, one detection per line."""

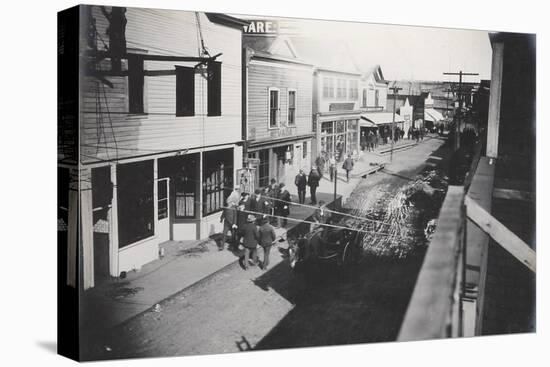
xmin=389 ymin=85 xmax=403 ymax=163
xmin=443 ymin=71 xmax=478 ymax=150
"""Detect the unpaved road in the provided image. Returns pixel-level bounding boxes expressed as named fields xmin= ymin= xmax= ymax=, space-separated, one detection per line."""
xmin=85 ymin=137 xmax=451 ymax=361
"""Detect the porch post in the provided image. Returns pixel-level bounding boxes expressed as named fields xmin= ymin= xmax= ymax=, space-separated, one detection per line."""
xmin=66 ymin=168 xmax=79 ymax=287
xmin=80 ymin=167 xmax=95 ymax=290
xmin=486 ymin=42 xmax=504 ymax=158
xmin=109 ymin=164 xmax=119 ymax=277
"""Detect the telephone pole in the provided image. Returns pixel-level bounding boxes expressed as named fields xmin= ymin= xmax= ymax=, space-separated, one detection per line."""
xmin=389 ymin=85 xmax=403 ymax=163
xmin=443 ymin=71 xmax=478 ymax=150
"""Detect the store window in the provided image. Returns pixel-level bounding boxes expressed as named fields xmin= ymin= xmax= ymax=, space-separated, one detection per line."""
xmin=349 ymin=80 xmax=358 ymax=99
xmin=203 ymin=148 xmax=233 ymax=216
xmin=258 ymin=149 xmax=269 ymax=188
xmin=323 ymin=77 xmax=334 ymax=98
xmin=337 ymin=79 xmax=347 ymax=99
xmin=159 ymin=155 xmax=198 ymax=219
xmin=117 ymin=160 xmax=154 ymax=248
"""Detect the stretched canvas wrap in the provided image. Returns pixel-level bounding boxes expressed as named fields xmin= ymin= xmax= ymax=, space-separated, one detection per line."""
xmin=57 ymin=4 xmax=536 ymax=361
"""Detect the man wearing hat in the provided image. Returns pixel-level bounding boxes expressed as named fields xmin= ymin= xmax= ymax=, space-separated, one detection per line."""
xmin=219 ymin=201 xmax=238 ymax=250
xmin=258 ymin=216 xmax=276 ymax=270
xmin=239 ymin=214 xmax=260 ymax=269
xmin=276 ymin=183 xmax=291 ymax=227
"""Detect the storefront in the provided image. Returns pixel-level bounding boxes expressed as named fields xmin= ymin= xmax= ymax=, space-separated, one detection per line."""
xmin=247 ymin=135 xmax=312 ymax=189
xmin=315 ymin=114 xmax=360 ymax=162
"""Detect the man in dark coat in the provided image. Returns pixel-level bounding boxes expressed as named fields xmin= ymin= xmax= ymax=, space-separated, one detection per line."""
xmin=342 ymin=154 xmax=354 ymax=182
xmin=308 ymin=166 xmax=321 ymax=205
xmin=239 ymin=215 xmax=259 ymax=269
xmin=258 ymin=217 xmax=276 ymax=270
xmin=294 ymin=169 xmax=307 ymax=204
xmin=276 ymin=183 xmax=291 ymax=227
xmin=219 ymin=202 xmax=237 ymax=250
xmin=250 ymin=188 xmax=266 ymax=218
xmin=315 ymin=153 xmax=326 ymax=179
xmin=236 ymin=193 xmax=251 ymax=245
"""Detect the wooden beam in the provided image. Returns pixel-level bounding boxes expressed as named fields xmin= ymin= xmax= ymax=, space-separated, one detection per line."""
xmin=398 ymin=186 xmax=465 ymax=341
xmin=493 ymin=188 xmax=534 ymax=202
xmin=486 ymin=42 xmax=504 ymax=158
xmin=465 ymin=195 xmax=535 ymax=272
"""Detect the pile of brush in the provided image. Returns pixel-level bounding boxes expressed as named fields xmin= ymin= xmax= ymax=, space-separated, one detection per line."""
xmin=346 ymin=169 xmax=448 ymax=259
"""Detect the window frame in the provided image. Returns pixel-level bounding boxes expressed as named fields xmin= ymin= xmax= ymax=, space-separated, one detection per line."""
xmin=323 ymin=77 xmax=334 ymax=98
xmin=287 ymin=88 xmax=297 ymax=126
xmin=207 ymin=61 xmax=222 ymax=117
xmin=128 ymin=55 xmax=145 ymax=114
xmin=202 ymin=149 xmax=234 ymax=216
xmin=175 ymin=65 xmax=195 ymax=117
xmin=268 ymin=87 xmax=280 ymax=129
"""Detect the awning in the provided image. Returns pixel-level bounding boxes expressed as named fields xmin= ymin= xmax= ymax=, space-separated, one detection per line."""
xmin=425 ymin=108 xmax=445 ymax=122
xmin=360 ymin=112 xmax=404 ymax=126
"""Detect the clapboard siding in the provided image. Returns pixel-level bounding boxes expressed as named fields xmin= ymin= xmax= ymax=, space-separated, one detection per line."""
xmin=247 ymin=62 xmax=313 ymax=142
xmin=80 ymin=6 xmax=242 ymax=162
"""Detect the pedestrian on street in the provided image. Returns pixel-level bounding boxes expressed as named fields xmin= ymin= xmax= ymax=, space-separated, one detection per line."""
xmin=219 ymin=202 xmax=238 ymax=250
xmin=342 ymin=154 xmax=354 ymax=183
xmin=226 ymin=186 xmax=241 ymax=206
xmin=294 ymin=169 xmax=307 ymax=204
xmin=360 ymin=132 xmax=367 ymax=151
xmin=277 ymin=183 xmax=291 ymax=227
xmin=258 ymin=216 xmax=276 ymax=270
xmin=236 ymin=193 xmax=251 ymax=245
xmin=308 ymin=165 xmax=321 ymax=204
xmin=250 ymin=188 xmax=267 ymax=219
xmin=328 ymin=154 xmax=337 ymax=182
xmin=239 ymin=214 xmax=259 ymax=270
xmin=315 ymin=153 xmax=326 ymax=179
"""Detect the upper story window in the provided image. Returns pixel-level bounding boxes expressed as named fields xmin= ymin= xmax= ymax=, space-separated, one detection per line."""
xmin=175 ymin=66 xmax=195 ymax=117
xmin=349 ymin=80 xmax=358 ymax=99
xmin=375 ymin=89 xmax=380 ymax=107
xmin=323 ymin=77 xmax=334 ymax=98
xmin=337 ymin=79 xmax=347 ymax=99
xmin=362 ymin=88 xmax=367 ymax=107
xmin=128 ymin=56 xmax=144 ymax=114
xmin=207 ymin=61 xmax=222 ymax=116
xmin=269 ymin=88 xmax=280 ymax=128
xmin=288 ymin=89 xmax=296 ymax=126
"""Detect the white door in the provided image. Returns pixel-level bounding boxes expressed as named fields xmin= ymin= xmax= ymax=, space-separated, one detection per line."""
xmin=157 ymin=178 xmax=170 ymax=243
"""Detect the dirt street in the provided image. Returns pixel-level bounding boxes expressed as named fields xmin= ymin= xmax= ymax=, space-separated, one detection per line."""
xmin=88 ymin=137 xmax=452 ymax=360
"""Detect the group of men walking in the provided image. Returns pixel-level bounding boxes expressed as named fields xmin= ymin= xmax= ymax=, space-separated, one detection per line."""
xmin=219 ymin=180 xmax=292 ymax=270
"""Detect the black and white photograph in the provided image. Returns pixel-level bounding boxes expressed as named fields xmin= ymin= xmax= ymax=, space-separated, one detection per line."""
xmin=53 ymin=1 xmax=538 ymax=363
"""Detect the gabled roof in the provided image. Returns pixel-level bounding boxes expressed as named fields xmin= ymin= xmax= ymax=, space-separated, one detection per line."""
xmin=205 ymin=13 xmax=249 ymax=30
xmin=244 ymin=35 xmax=310 ymax=65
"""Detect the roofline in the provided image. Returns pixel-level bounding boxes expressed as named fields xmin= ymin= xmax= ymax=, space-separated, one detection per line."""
xmin=205 ymin=13 xmax=249 ymax=30
xmin=314 ymin=67 xmax=362 ymax=77
xmin=251 ymin=51 xmax=314 ymax=67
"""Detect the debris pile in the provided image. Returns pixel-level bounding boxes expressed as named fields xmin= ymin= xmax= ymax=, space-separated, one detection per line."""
xmin=346 ymin=169 xmax=448 ymax=259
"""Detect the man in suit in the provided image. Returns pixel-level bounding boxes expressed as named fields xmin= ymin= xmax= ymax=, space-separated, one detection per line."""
xmin=236 ymin=193 xmax=251 ymax=245
xmin=239 ymin=215 xmax=259 ymax=269
xmin=294 ymin=169 xmax=307 ymax=204
xmin=308 ymin=165 xmax=321 ymax=205
xmin=277 ymin=183 xmax=291 ymax=227
xmin=258 ymin=216 xmax=276 ymax=270
xmin=342 ymin=154 xmax=354 ymax=183
xmin=219 ymin=202 xmax=237 ymax=250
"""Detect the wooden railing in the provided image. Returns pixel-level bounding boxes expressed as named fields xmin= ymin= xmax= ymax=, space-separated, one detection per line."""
xmin=398 ymin=186 xmax=467 ymax=341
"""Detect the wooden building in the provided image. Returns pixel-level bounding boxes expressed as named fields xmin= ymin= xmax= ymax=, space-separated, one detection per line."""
xmin=243 ymin=35 xmax=314 ymax=187
xmin=68 ymin=6 xmax=247 ymax=289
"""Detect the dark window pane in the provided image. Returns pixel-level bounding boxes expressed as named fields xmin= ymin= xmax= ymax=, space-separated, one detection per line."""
xmin=176 ymin=66 xmax=195 ymax=117
xmin=207 ymin=61 xmax=221 ymax=116
xmin=117 ymin=160 xmax=154 ymax=248
xmin=128 ymin=56 xmax=144 ymax=114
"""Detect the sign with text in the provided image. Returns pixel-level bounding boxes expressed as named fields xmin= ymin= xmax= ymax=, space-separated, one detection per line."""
xmin=243 ymin=20 xmax=279 ymax=34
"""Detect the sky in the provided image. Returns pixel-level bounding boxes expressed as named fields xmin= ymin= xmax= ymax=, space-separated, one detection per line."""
xmin=237 ymin=15 xmax=493 ymax=82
